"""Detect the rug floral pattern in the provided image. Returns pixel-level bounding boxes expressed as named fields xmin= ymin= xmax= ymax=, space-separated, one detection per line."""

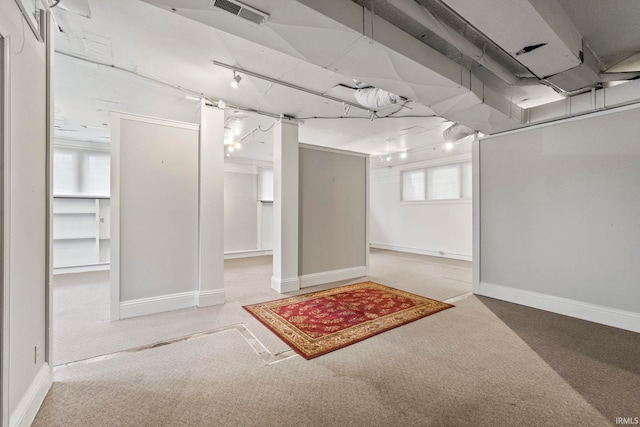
xmin=243 ymin=281 xmax=453 ymax=359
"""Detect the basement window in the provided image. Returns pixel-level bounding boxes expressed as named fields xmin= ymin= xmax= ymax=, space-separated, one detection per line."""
xmin=402 ymin=169 xmax=426 ymax=201
xmin=401 ymin=161 xmax=471 ymax=202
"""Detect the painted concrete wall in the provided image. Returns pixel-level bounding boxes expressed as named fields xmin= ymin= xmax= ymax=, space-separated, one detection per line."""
xmin=369 ymin=155 xmax=473 ymax=261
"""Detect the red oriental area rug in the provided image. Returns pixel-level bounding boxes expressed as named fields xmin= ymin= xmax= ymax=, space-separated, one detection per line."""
xmin=243 ymin=281 xmax=453 ymax=359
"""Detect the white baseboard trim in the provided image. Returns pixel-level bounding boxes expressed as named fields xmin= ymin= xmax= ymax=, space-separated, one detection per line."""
xmin=370 ymin=243 xmax=472 ymax=262
xmin=198 ymin=289 xmax=225 ymax=307
xmin=300 ymin=266 xmax=368 ymax=289
xmin=224 ymin=249 xmax=272 ymax=259
xmin=10 ymin=363 xmax=52 ymax=427
xmin=478 ymin=281 xmax=640 ymax=333
xmin=120 ymin=291 xmax=198 ymax=319
xmin=53 ymin=263 xmax=110 ymax=275
xmin=271 ymin=276 xmax=300 ymax=293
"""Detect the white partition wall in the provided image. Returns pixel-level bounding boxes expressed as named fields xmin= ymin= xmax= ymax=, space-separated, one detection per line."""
xmin=476 ymin=104 xmax=640 ymax=333
xmin=111 ymin=113 xmax=201 ymax=319
xmin=298 ymin=144 xmax=369 ymax=288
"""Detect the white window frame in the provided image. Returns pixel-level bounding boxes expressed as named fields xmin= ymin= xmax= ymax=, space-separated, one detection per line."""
xmin=400 ymin=160 xmax=472 ymax=204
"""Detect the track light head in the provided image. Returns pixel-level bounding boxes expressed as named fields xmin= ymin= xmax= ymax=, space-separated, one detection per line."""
xmin=231 ymin=71 xmax=242 ymax=89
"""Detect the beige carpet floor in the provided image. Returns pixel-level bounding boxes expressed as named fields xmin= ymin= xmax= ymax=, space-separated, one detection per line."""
xmin=37 ymin=250 xmax=638 ymax=426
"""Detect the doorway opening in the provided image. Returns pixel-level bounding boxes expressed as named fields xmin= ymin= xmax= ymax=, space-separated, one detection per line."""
xmin=51 ymin=143 xmax=111 ymax=366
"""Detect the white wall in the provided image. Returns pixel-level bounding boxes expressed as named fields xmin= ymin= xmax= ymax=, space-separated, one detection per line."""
xmin=223 ymin=161 xmax=273 ymax=255
xmin=1 ymin=1 xmax=52 ymax=425
xmin=370 ymin=155 xmax=473 ymax=261
xmin=224 ymin=167 xmax=258 ymax=253
xmin=477 ymin=105 xmax=640 ymax=333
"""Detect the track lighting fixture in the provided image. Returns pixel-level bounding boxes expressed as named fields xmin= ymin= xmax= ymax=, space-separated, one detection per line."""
xmin=231 ymin=71 xmax=242 ymax=89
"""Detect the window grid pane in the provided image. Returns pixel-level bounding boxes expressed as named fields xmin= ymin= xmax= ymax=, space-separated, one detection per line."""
xmin=427 ymin=164 xmax=460 ymax=200
xmin=402 ymin=169 xmax=425 ymax=201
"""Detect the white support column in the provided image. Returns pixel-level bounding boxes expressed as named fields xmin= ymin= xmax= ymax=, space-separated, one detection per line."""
xmin=472 ymin=136 xmax=481 ymax=294
xmin=198 ymin=103 xmax=225 ymax=306
xmin=271 ymin=119 xmax=300 ymax=293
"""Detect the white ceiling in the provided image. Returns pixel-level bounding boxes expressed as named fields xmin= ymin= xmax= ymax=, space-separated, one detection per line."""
xmin=51 ymin=0 xmax=640 ymax=165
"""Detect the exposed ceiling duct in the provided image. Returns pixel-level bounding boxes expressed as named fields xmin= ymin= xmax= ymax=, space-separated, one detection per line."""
xmin=58 ymin=0 xmax=92 ymax=18
xmin=384 ymin=0 xmax=521 ymax=85
xmin=353 ymin=87 xmax=403 ymax=110
xmin=440 ymin=0 xmax=583 ymax=79
xmin=443 ymin=123 xmax=476 ymax=142
xmin=379 ymin=0 xmax=640 ymax=95
xmin=435 ymin=0 xmax=640 ymax=95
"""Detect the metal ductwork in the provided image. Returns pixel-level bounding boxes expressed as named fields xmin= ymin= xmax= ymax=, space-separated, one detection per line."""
xmin=385 ymin=0 xmax=521 ymax=85
xmin=443 ymin=123 xmax=476 ymax=142
xmin=440 ymin=0 xmax=583 ymax=79
xmin=436 ymin=0 xmax=640 ymax=94
xmin=353 ymin=87 xmax=402 ymax=109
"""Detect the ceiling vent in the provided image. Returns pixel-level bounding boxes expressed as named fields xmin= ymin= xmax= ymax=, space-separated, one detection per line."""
xmin=209 ymin=0 xmax=269 ymax=25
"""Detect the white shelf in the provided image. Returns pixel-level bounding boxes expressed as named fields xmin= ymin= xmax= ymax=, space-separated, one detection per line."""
xmin=54 ymin=194 xmax=110 ymax=199
xmin=53 ymin=211 xmax=96 ymax=215
xmin=53 ymin=236 xmax=97 ymax=240
xmin=53 ymin=197 xmax=111 ymax=269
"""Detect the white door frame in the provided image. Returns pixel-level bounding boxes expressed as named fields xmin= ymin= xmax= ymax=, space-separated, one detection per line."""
xmin=0 ymin=27 xmax=12 ymax=427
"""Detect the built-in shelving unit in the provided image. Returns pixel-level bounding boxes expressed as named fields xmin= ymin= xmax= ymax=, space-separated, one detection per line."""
xmin=53 ymin=195 xmax=110 ymax=273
